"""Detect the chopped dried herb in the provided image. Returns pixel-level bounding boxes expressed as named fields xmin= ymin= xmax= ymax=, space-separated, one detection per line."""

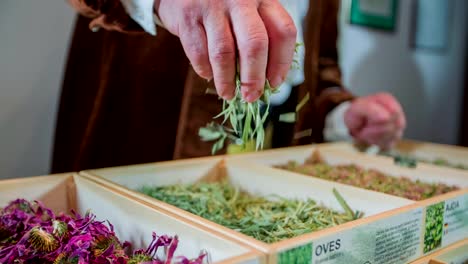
xmin=139 ymin=182 xmax=362 ymax=243
xmin=277 ymin=151 xmax=459 ymax=201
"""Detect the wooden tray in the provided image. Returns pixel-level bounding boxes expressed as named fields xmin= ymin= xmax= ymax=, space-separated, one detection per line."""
xmin=81 ymin=156 xmax=416 ymax=263
xmin=322 ymin=140 xmax=468 ymax=171
xmin=0 ymin=173 xmax=264 ymax=264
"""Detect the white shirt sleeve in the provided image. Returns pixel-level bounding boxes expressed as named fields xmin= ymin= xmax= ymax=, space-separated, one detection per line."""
xmin=323 ymin=101 xmax=353 ymax=142
xmin=120 ymin=0 xmax=163 ymax=35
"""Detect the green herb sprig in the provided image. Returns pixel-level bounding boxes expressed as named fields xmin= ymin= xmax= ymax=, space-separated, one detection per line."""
xmin=139 ymin=182 xmax=362 ymax=243
xmin=199 ymin=43 xmax=307 ymax=154
xmin=199 ymin=77 xmax=276 ymax=154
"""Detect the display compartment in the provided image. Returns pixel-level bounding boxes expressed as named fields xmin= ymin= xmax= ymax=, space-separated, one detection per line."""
xmin=81 ymin=156 xmax=412 ymax=263
xmin=224 ymin=144 xmax=467 ymax=263
xmin=228 ymin=144 xmax=467 ymax=200
xmin=0 ymin=173 xmax=264 ymax=264
xmin=323 ymin=140 xmax=468 ymax=171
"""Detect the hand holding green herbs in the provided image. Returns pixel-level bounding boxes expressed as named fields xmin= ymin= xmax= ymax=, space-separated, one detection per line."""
xmin=0 ymin=199 xmax=206 ymax=264
xmin=276 ymin=151 xmax=459 ymax=200
xmin=139 ymin=182 xmax=363 ymax=243
xmin=199 ymin=79 xmax=276 ymax=154
xmin=199 ymin=44 xmax=307 ymax=154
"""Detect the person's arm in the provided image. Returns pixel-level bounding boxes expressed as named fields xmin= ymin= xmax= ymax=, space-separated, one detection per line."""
xmin=67 ymin=0 xmax=150 ymax=34
xmin=311 ymin=0 xmax=355 ymax=143
xmin=315 ymin=1 xmax=405 ymax=148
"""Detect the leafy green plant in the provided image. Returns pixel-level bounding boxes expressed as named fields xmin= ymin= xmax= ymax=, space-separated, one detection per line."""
xmin=423 ymin=202 xmax=445 ymax=253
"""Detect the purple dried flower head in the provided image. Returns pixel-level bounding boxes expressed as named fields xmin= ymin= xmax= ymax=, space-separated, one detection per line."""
xmin=1 ymin=199 xmax=207 ymax=264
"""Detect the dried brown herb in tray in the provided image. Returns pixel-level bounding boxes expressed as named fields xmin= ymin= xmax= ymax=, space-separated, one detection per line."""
xmin=276 ymin=151 xmax=460 ymax=201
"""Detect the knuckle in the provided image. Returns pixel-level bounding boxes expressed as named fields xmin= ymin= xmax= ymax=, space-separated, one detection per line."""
xmin=277 ymin=20 xmax=297 ymax=40
xmin=186 ymin=43 xmax=207 ymax=62
xmin=243 ymin=32 xmax=268 ymax=57
xmin=180 ymin=1 xmax=200 ymax=23
xmin=210 ymin=40 xmax=235 ymax=65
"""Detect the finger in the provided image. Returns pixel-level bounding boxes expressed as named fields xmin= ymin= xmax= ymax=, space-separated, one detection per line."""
xmin=258 ymin=0 xmax=297 ymax=88
xmin=205 ymin=11 xmax=237 ymax=100
xmin=373 ymin=93 xmax=406 ymax=128
xmin=179 ymin=22 xmax=213 ymax=80
xmin=364 ymin=101 xmax=391 ymax=124
xmin=373 ymin=93 xmax=402 ymax=114
xmin=230 ymin=2 xmax=268 ymax=102
xmin=344 ymin=104 xmax=366 ymax=135
xmin=350 ymin=100 xmax=391 ymax=124
xmin=356 ymin=123 xmax=398 ymax=147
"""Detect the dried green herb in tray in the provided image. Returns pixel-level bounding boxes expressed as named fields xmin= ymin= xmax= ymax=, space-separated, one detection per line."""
xmin=276 ymin=151 xmax=459 ymax=201
xmin=139 ymin=182 xmax=363 ymax=243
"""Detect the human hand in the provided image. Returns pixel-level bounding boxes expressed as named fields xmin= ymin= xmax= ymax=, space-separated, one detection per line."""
xmin=344 ymin=93 xmax=406 ymax=150
xmin=154 ymin=0 xmax=297 ymax=102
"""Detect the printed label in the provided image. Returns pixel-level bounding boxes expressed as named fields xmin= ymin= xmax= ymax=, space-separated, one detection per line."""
xmin=274 ymin=194 xmax=468 ymax=264
xmin=310 ymin=208 xmax=424 ymax=264
xmin=441 ymin=194 xmax=468 ymax=248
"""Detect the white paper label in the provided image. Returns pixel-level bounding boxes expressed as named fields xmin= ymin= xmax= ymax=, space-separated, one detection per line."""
xmin=311 ymin=208 xmax=424 ymax=264
xmin=441 ymin=194 xmax=468 ymax=248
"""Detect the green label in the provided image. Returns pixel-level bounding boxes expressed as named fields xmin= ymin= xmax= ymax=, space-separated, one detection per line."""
xmin=424 ymin=201 xmax=445 ymax=253
xmin=278 ymin=243 xmax=313 ymax=264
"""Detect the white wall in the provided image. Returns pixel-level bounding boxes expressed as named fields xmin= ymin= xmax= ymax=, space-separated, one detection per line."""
xmin=339 ymin=0 xmax=467 ymax=144
xmin=0 ymin=1 xmax=75 ymax=178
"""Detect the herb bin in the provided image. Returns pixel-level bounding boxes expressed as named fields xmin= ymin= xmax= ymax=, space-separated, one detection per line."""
xmin=227 ymin=144 xmax=468 ymax=263
xmin=0 ymin=174 xmax=264 ymax=264
xmin=323 ymin=140 xmax=468 ymax=171
xmin=81 ymin=156 xmax=414 ymax=263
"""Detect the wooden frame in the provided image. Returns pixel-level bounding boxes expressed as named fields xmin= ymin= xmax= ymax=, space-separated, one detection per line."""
xmin=0 ymin=174 xmax=264 ymax=264
xmin=323 ymin=140 xmax=468 ymax=171
xmin=81 ymin=145 xmax=468 ymax=263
